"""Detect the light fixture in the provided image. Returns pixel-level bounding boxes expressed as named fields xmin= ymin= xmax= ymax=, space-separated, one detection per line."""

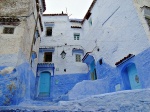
xmin=60 ymin=50 xmax=66 ymax=59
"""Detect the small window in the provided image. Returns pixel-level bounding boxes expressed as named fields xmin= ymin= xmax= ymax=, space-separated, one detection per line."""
xmin=46 ymin=27 xmax=52 ymax=36
xmin=74 ymin=33 xmax=80 ymax=40
xmin=3 ymin=27 xmax=14 ymax=34
xmin=44 ymin=52 xmax=52 ymax=62
xmin=89 ymin=18 xmax=92 ymax=26
xmin=76 ymin=54 xmax=81 ymax=62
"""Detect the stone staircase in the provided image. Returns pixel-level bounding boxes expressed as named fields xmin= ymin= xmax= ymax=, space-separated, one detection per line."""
xmin=1 ymin=89 xmax=150 ymax=112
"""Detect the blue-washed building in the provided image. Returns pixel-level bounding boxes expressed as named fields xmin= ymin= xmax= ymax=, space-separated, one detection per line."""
xmin=37 ymin=0 xmax=150 ymax=101
xmin=68 ymin=0 xmax=150 ymax=100
xmin=1 ymin=0 xmax=150 ymax=106
xmin=0 ymin=0 xmax=46 ymax=105
xmin=36 ymin=14 xmax=88 ymax=101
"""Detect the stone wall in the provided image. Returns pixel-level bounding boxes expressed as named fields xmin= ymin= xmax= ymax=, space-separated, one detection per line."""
xmin=0 ymin=0 xmax=32 ymax=16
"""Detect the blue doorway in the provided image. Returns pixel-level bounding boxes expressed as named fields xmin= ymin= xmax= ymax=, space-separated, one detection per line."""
xmin=90 ymin=60 xmax=97 ymax=80
xmin=39 ymin=72 xmax=51 ymax=97
xmin=122 ymin=64 xmax=141 ymax=90
xmin=127 ymin=64 xmax=141 ymax=89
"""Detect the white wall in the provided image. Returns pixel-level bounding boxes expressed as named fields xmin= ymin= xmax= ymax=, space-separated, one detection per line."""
xmin=39 ymin=15 xmax=88 ymax=75
xmin=81 ymin=0 xmax=150 ymax=67
xmin=40 ymin=0 xmax=150 ymax=75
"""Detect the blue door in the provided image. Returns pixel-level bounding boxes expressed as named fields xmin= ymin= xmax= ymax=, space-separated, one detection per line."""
xmin=90 ymin=61 xmax=97 ymax=80
xmin=127 ymin=65 xmax=141 ymax=89
xmin=39 ymin=72 xmax=50 ymax=96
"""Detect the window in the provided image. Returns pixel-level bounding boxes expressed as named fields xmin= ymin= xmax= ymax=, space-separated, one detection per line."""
xmin=145 ymin=17 xmax=150 ymax=29
xmin=76 ymin=54 xmax=81 ymax=62
xmin=44 ymin=52 xmax=52 ymax=62
xmin=3 ymin=27 xmax=14 ymax=34
xmin=46 ymin=27 xmax=52 ymax=36
xmin=74 ymin=33 xmax=80 ymax=40
xmin=89 ymin=18 xmax=92 ymax=26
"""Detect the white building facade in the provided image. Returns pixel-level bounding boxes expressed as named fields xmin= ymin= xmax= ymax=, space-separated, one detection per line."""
xmin=36 ymin=0 xmax=150 ymax=101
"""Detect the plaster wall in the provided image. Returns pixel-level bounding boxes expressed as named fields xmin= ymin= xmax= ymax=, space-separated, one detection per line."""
xmin=0 ymin=0 xmax=43 ymax=105
xmin=0 ymin=0 xmax=32 ymax=16
xmin=82 ymin=0 xmax=150 ymax=67
xmin=0 ymin=0 xmax=38 ymax=66
xmin=0 ymin=24 xmax=23 ymax=66
xmin=133 ymin=0 xmax=150 ymax=41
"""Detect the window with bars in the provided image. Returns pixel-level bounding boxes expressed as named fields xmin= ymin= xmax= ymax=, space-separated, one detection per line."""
xmin=74 ymin=33 xmax=80 ymax=40
xmin=145 ymin=17 xmax=150 ymax=29
xmin=75 ymin=54 xmax=81 ymax=62
xmin=3 ymin=27 xmax=14 ymax=34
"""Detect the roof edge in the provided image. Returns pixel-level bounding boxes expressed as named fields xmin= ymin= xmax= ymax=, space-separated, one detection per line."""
xmin=43 ymin=14 xmax=68 ymax=16
xmin=81 ymin=0 xmax=97 ymax=24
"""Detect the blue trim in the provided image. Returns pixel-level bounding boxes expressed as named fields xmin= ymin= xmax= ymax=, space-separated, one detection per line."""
xmin=31 ymin=52 xmax=37 ymax=60
xmin=39 ymin=48 xmax=55 ymax=52
xmin=37 ymin=63 xmax=55 ymax=76
xmin=44 ymin=23 xmax=54 ymax=27
xmin=72 ymin=49 xmax=84 ymax=55
xmin=82 ymin=54 xmax=94 ymax=65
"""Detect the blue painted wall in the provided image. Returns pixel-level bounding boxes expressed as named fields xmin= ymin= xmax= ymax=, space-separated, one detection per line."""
xmin=68 ymin=47 xmax=150 ymax=100
xmin=51 ymin=73 xmax=88 ymax=100
xmin=0 ymin=63 xmax=36 ymax=106
xmin=95 ymin=47 xmax=150 ymax=92
xmin=1 ymin=47 xmax=150 ymax=105
xmin=36 ymin=73 xmax=89 ymax=101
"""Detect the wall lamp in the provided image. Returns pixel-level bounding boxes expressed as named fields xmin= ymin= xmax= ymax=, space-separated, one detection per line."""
xmin=60 ymin=50 xmax=66 ymax=59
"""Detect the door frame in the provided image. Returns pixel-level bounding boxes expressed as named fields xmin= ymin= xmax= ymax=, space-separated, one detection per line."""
xmin=38 ymin=71 xmax=51 ymax=97
xmin=121 ymin=63 xmax=141 ymax=90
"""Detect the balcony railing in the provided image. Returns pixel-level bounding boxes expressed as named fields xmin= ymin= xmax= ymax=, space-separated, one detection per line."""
xmin=37 ymin=62 xmax=54 ymax=68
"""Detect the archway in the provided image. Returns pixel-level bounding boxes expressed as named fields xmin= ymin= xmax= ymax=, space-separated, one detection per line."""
xmin=39 ymin=71 xmax=51 ymax=97
xmin=121 ymin=63 xmax=141 ymax=90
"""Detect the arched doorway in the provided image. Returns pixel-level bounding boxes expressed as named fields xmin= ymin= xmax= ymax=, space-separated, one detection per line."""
xmin=122 ymin=63 xmax=141 ymax=90
xmin=39 ymin=72 xmax=51 ymax=97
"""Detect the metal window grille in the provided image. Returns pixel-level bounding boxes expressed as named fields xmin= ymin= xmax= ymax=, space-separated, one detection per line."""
xmin=76 ymin=54 xmax=81 ymax=62
xmin=74 ymin=33 xmax=80 ymax=40
xmin=3 ymin=27 xmax=14 ymax=34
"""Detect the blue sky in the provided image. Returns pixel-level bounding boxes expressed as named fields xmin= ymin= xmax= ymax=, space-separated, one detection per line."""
xmin=44 ymin=0 xmax=93 ymax=19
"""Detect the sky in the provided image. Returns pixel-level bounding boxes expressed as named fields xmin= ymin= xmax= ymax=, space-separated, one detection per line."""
xmin=44 ymin=0 xmax=93 ymax=19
